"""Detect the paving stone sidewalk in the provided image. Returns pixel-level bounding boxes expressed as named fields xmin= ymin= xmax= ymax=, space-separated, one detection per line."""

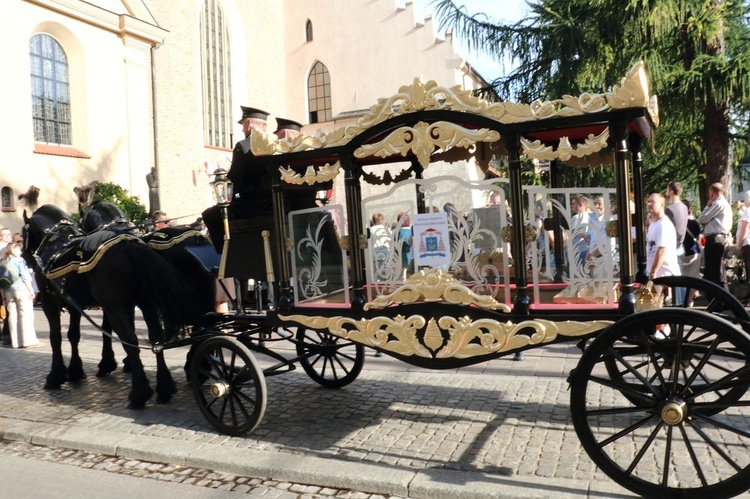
xmin=0 ymin=309 xmax=648 ymax=498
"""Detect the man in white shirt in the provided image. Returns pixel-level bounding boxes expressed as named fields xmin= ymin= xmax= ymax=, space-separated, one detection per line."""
xmin=646 ymin=193 xmax=681 ymax=281
xmin=698 ymin=182 xmax=733 ymax=291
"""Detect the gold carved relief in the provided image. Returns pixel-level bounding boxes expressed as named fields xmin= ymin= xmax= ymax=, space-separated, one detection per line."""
xmin=353 ymin=121 xmax=501 ymax=169
xmin=280 ymin=161 xmax=340 ymax=185
xmin=520 ymin=129 xmax=610 ymax=162
xmin=279 ymin=313 xmax=613 ymax=359
xmin=363 ymin=268 xmax=510 ymax=311
xmin=247 ymin=62 xmax=655 ymax=159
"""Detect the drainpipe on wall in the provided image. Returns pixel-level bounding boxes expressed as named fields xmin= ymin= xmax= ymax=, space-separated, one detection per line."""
xmin=151 ymin=44 xmax=160 ymax=212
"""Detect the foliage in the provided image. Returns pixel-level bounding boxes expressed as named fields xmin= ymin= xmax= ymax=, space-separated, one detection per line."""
xmin=92 ymin=182 xmax=148 ymax=224
xmin=433 ymin=0 xmax=750 ymax=204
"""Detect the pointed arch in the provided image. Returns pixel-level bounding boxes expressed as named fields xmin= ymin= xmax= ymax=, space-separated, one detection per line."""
xmin=307 ymin=61 xmax=331 ymax=124
xmin=305 ymin=19 xmax=313 ymax=42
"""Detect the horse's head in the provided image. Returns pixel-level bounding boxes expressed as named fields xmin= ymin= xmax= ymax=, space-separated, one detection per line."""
xmin=80 ymin=201 xmax=127 ymax=233
xmin=22 ymin=204 xmax=79 ymax=269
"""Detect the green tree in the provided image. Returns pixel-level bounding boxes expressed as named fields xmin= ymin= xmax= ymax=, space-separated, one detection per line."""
xmin=433 ymin=0 xmax=750 ymax=203
xmin=93 ymin=182 xmax=148 ymax=225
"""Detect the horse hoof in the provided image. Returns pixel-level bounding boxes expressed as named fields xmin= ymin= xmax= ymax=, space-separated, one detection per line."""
xmin=95 ymin=369 xmax=113 ymax=378
xmin=67 ymin=370 xmax=87 ymax=383
xmin=128 ymin=387 xmax=154 ymax=409
xmin=156 ymin=394 xmax=172 ymax=404
xmin=44 ymin=381 xmax=63 ymax=390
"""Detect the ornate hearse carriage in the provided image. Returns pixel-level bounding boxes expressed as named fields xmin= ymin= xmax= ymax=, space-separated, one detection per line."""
xmin=194 ymin=62 xmax=750 ymax=498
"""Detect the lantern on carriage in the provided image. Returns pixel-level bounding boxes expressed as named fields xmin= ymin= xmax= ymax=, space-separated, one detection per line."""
xmin=210 ymin=168 xmax=233 ymax=206
xmin=210 ymin=168 xmax=234 ymax=278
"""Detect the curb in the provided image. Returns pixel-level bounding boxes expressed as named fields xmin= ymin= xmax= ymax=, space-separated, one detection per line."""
xmin=0 ymin=417 xmax=633 ymax=498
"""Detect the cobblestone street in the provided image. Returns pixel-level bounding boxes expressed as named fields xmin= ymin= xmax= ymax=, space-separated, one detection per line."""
xmin=0 ymin=309 xmax=682 ymax=497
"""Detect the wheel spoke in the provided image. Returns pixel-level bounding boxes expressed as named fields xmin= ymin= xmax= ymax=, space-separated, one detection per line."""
xmin=686 ymin=420 xmax=744 ymax=472
xmin=705 ymin=358 xmax=738 ymax=375
xmin=626 ymin=420 xmax=664 ymax=473
xmin=217 ymin=348 xmax=229 ymax=378
xmin=692 ymin=400 xmax=750 ymax=411
xmin=687 ymin=364 xmax=750 ymax=401
xmin=307 ymin=353 xmax=323 ymax=369
xmin=217 ymin=393 xmax=229 ymax=423
xmin=228 ymin=389 xmax=238 ymax=428
xmin=230 ymin=391 xmax=253 ymax=422
xmin=588 ymin=375 xmax=656 ymax=406
xmin=324 ymin=355 xmax=339 ymax=380
xmin=331 ymin=353 xmax=352 ymax=375
xmin=586 ymin=406 xmax=653 ymax=416
xmin=234 ymin=388 xmax=257 ymax=406
xmin=597 ymin=414 xmax=658 ymax=448
xmin=691 ymin=412 xmax=750 ymax=439
xmin=608 ymin=347 xmax=660 ymax=396
xmin=677 ymin=423 xmax=708 ymax=487
xmin=641 ymin=331 xmax=668 ymax=387
xmin=680 ymin=337 xmax=720 ymax=396
xmin=661 ymin=425 xmax=672 ymax=487
xmin=332 ymin=349 xmax=358 ymax=363
xmin=670 ymin=321 xmax=684 ymax=391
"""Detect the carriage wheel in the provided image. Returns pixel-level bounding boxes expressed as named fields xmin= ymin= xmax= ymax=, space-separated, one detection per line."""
xmin=654 ymin=275 xmax=750 ymax=320
xmin=295 ymin=327 xmax=364 ymax=388
xmin=190 ymin=336 xmax=266 ymax=436
xmin=572 ymin=309 xmax=750 ymax=498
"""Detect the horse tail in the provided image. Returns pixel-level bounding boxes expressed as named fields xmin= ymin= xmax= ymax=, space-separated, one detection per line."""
xmin=126 ymin=241 xmax=206 ymax=338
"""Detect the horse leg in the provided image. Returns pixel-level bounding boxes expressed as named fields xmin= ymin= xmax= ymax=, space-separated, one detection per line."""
xmin=66 ymin=310 xmax=87 ymax=382
xmin=106 ymin=307 xmax=153 ymax=409
xmin=155 ymin=351 xmax=176 ymax=404
xmin=42 ymin=297 xmax=67 ymax=389
xmin=96 ymin=312 xmax=118 ymax=377
xmin=141 ymin=304 xmax=177 ymax=404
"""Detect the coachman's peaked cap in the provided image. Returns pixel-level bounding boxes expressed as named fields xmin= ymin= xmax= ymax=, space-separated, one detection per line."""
xmin=237 ymin=106 xmax=270 ymax=124
xmin=274 ymin=117 xmax=304 ymax=133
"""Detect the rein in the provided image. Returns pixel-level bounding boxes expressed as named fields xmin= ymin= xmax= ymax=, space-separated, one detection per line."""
xmin=44 ymin=277 xmax=154 ymax=352
xmin=28 ymin=218 xmax=154 ymax=353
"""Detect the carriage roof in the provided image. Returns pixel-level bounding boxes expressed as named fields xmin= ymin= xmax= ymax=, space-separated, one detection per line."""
xmin=246 ymin=61 xmax=658 ymax=185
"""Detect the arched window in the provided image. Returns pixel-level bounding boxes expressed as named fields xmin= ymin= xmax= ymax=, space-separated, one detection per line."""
xmin=307 ymin=62 xmax=331 ymax=124
xmin=29 ymin=34 xmax=71 ymax=145
xmin=1 ymin=187 xmax=14 ymax=212
xmin=201 ymin=0 xmax=233 ymax=149
xmin=305 ymin=20 xmax=313 ymax=42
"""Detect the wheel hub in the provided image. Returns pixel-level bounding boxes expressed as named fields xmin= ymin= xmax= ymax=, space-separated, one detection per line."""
xmin=211 ymin=382 xmax=230 ymax=398
xmin=660 ymin=397 xmax=687 ymax=425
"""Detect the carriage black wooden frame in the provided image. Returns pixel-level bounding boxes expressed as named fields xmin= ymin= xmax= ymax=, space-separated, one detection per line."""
xmin=77 ymin=64 xmax=750 ymax=498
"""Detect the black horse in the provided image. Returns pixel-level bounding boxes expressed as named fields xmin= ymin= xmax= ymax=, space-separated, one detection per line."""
xmin=80 ymin=202 xmax=217 ymax=376
xmin=23 ymin=204 xmax=198 ymax=408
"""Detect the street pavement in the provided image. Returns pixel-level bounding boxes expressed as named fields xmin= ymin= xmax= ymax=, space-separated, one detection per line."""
xmin=0 ymin=308 xmax=667 ymax=498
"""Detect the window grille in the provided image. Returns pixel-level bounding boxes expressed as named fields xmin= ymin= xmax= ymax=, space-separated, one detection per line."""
xmin=29 ymin=34 xmax=71 ymax=145
xmin=201 ymin=0 xmax=233 ymax=149
xmin=307 ymin=62 xmax=332 ymax=124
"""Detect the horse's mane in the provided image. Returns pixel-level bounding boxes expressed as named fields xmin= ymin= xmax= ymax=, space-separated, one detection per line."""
xmin=81 ymin=201 xmax=128 ymax=233
xmin=23 ymin=204 xmax=75 ymax=256
xmin=32 ymin=204 xmax=71 ymax=226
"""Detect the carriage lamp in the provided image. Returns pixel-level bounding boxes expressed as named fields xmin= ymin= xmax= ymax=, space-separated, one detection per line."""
xmin=210 ymin=168 xmax=234 ymax=206
xmin=211 ymin=168 xmax=234 ymax=279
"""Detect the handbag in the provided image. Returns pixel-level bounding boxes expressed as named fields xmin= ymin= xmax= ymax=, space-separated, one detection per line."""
xmin=0 ymin=304 xmax=5 ymax=320
xmin=0 ymin=264 xmax=19 ymax=290
xmin=635 ymin=281 xmax=663 ymax=312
